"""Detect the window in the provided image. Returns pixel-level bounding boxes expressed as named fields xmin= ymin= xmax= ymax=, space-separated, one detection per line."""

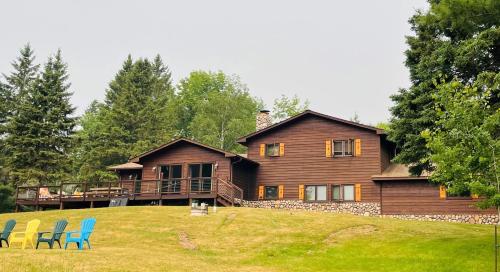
xmin=305 ymin=185 xmax=327 ymax=201
xmin=265 ymin=186 xmax=278 ymax=199
xmin=333 ymin=139 xmax=354 ymax=157
xmin=189 ymin=163 xmax=213 ymax=192
xmin=266 ymin=143 xmax=280 ymax=157
xmin=158 ymin=165 xmax=182 ymax=192
xmin=343 ymin=185 xmax=354 ymax=201
xmin=332 ymin=185 xmax=341 ymax=201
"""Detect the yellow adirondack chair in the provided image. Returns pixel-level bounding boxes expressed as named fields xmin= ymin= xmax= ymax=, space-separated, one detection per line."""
xmin=9 ymin=219 xmax=41 ymax=249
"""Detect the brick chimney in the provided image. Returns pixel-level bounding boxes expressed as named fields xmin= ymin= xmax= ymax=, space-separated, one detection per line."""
xmin=256 ymin=110 xmax=272 ymax=131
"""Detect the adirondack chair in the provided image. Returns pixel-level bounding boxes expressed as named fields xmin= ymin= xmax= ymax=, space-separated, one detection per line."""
xmin=9 ymin=219 xmax=41 ymax=249
xmin=0 ymin=219 xmax=16 ymax=247
xmin=64 ymin=218 xmax=96 ymax=250
xmin=36 ymin=219 xmax=68 ymax=249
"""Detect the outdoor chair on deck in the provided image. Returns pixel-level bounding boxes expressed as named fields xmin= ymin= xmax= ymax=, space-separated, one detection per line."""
xmin=0 ymin=219 xmax=16 ymax=247
xmin=9 ymin=219 xmax=41 ymax=249
xmin=36 ymin=219 xmax=68 ymax=249
xmin=64 ymin=218 xmax=96 ymax=250
xmin=39 ymin=188 xmax=55 ymax=199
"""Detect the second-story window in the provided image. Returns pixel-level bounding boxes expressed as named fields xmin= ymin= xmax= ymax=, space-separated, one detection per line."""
xmin=333 ymin=139 xmax=354 ymax=157
xmin=266 ymin=143 xmax=280 ymax=157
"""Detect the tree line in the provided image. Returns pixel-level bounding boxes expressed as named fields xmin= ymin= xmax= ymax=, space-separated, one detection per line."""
xmin=0 ymin=45 xmax=309 ymax=194
xmin=0 ymin=0 xmax=497 ymax=214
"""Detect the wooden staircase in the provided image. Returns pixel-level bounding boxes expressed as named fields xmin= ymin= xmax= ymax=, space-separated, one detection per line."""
xmin=215 ymin=178 xmax=243 ymax=207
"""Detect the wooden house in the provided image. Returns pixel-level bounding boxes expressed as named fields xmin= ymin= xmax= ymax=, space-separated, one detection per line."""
xmin=15 ymin=110 xmax=494 ymax=218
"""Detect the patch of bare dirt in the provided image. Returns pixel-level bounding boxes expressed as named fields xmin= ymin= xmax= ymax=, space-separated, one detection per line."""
xmin=178 ymin=231 xmax=197 ymax=250
xmin=324 ymin=225 xmax=377 ymax=245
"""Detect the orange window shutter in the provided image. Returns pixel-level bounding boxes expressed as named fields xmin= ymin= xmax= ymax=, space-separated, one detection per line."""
xmin=259 ymin=144 xmax=266 ymax=157
xmin=355 ymin=184 xmax=361 ymax=202
xmin=439 ymin=186 xmax=447 ymax=199
xmin=355 ymin=139 xmax=361 ymax=156
xmin=298 ymin=185 xmax=304 ymax=200
xmin=325 ymin=140 xmax=332 ymax=157
xmin=258 ymin=185 xmax=264 ymax=200
xmin=278 ymin=185 xmax=284 ymax=199
xmin=279 ymin=143 xmax=285 ymax=156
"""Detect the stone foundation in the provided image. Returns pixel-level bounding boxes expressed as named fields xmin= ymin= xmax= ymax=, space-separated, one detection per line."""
xmin=240 ymin=200 xmax=380 ymax=216
xmin=382 ymin=214 xmax=498 ymax=225
xmin=240 ymin=200 xmax=498 ymax=224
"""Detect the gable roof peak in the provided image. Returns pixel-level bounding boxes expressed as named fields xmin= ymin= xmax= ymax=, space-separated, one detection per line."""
xmin=237 ymin=109 xmax=385 ymax=144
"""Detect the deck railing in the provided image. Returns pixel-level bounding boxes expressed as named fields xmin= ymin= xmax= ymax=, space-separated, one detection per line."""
xmin=15 ymin=177 xmax=243 ymax=205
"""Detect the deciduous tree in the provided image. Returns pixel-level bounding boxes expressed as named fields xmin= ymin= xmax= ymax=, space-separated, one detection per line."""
xmin=389 ymin=0 xmax=500 ymax=175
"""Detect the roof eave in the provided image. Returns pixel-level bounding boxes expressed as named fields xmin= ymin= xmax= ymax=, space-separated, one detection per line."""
xmin=236 ymin=110 xmax=385 ymax=144
xmin=371 ymin=176 xmax=429 ymax=181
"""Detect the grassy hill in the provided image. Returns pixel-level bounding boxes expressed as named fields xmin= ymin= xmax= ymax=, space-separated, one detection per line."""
xmin=0 ymin=206 xmax=493 ymax=272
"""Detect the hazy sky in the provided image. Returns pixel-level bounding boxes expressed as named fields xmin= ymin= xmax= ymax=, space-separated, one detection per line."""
xmin=1 ymin=0 xmax=428 ymax=125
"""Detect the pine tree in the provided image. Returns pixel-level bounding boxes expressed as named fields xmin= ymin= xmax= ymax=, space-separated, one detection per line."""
xmin=73 ymin=55 xmax=175 ymax=181
xmin=3 ymin=44 xmax=39 ymax=100
xmin=6 ymin=50 xmax=76 ymax=185
xmin=1 ymin=44 xmax=40 ymax=185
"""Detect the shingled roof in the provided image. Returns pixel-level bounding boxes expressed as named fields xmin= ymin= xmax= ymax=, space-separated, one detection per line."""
xmin=371 ymin=163 xmax=430 ymax=181
xmin=237 ymin=110 xmax=385 ymax=145
xmin=129 ymin=138 xmax=258 ymax=165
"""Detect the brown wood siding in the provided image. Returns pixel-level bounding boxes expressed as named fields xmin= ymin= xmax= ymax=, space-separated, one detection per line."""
xmin=380 ymin=139 xmax=392 ymax=173
xmin=245 ymin=115 xmax=382 ymax=201
xmin=231 ymin=160 xmax=257 ymax=200
xmin=381 ymin=180 xmax=495 ymax=215
xmin=116 ymin=169 xmax=142 ymax=181
xmin=139 ymin=141 xmax=231 ymax=185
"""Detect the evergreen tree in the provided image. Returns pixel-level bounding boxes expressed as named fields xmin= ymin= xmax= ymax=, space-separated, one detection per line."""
xmin=389 ymin=0 xmax=500 ymax=175
xmin=1 ymin=44 xmax=40 ymax=185
xmin=6 ymin=50 xmax=76 ymax=185
xmin=73 ymin=55 xmax=176 ymax=181
xmin=2 ymin=44 xmax=39 ymax=100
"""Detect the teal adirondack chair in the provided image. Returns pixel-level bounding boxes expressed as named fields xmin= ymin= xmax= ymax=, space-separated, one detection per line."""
xmin=0 ymin=220 xmax=16 ymax=247
xmin=36 ymin=219 xmax=68 ymax=249
xmin=64 ymin=218 xmax=96 ymax=250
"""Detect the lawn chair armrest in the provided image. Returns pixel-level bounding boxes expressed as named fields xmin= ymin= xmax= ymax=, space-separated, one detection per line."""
xmin=37 ymin=231 xmax=52 ymax=237
xmin=10 ymin=232 xmax=25 ymax=237
xmin=65 ymin=230 xmax=79 ymax=234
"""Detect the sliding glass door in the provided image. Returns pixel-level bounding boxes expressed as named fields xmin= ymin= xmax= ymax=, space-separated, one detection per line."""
xmin=158 ymin=165 xmax=182 ymax=193
xmin=189 ymin=163 xmax=213 ymax=193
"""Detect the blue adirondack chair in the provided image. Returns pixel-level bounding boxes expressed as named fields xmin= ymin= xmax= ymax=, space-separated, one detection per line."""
xmin=36 ymin=219 xmax=68 ymax=249
xmin=64 ymin=218 xmax=96 ymax=250
xmin=0 ymin=220 xmax=16 ymax=247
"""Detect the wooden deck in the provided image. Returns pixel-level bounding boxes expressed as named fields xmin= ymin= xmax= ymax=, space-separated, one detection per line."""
xmin=15 ymin=178 xmax=243 ymax=211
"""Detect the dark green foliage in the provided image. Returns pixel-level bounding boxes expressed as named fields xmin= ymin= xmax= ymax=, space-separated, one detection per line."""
xmin=0 ymin=185 xmax=15 ymax=213
xmin=5 ymin=50 xmax=76 ymax=185
xmin=73 ymin=55 xmax=176 ymax=181
xmin=389 ymin=0 xmax=500 ymax=175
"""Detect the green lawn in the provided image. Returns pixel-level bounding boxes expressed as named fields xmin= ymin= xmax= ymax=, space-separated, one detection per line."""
xmin=0 ymin=206 xmax=493 ymax=272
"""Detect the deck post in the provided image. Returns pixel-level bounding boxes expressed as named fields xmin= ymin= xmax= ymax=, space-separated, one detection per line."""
xmin=35 ymin=184 xmax=40 ymax=211
xmin=59 ymin=201 xmax=64 ymax=210
xmin=108 ymin=181 xmax=112 ymax=199
xmin=90 ymin=201 xmax=94 ymax=208
xmin=213 ymin=198 xmax=217 ymax=213
xmin=231 ymin=183 xmax=235 ymax=207
xmin=83 ymin=181 xmax=87 ymax=202
xmin=14 ymin=186 xmax=19 ymax=209
xmin=15 ymin=205 xmax=19 ymax=213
